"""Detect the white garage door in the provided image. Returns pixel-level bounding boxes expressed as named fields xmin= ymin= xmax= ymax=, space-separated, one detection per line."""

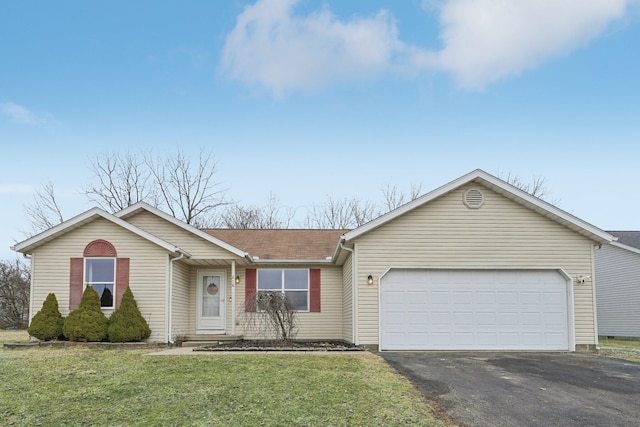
xmin=380 ymin=269 xmax=572 ymax=350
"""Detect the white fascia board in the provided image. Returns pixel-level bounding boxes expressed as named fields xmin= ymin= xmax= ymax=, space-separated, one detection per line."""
xmin=610 ymin=241 xmax=640 ymax=256
xmin=343 ymin=169 xmax=615 ymax=245
xmin=474 ymin=170 xmax=614 ymax=244
xmin=250 ymin=259 xmax=334 ymax=265
xmin=115 ymin=201 xmax=248 ymax=258
xmin=12 ymin=207 xmax=183 ymax=255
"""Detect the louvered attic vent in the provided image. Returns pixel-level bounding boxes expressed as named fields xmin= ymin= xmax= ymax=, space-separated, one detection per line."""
xmin=463 ymin=188 xmax=485 ymax=209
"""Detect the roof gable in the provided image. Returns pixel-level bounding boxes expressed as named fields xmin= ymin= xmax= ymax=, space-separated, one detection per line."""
xmin=12 ymin=207 xmax=184 ymax=255
xmin=115 ymin=202 xmax=248 ymax=258
xmin=343 ymin=169 xmax=614 ymax=245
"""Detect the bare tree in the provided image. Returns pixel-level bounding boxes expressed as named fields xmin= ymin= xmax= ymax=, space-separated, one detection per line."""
xmin=0 ymin=258 xmax=30 ymax=329
xmin=241 ymin=291 xmax=298 ymax=342
xmin=147 ymin=149 xmax=229 ymax=225
xmin=498 ymin=171 xmax=560 ymax=205
xmin=23 ymin=181 xmax=64 ymax=236
xmin=380 ymin=183 xmax=422 ymax=213
xmin=84 ymin=151 xmax=159 ymax=212
xmin=305 ymin=196 xmax=375 ymax=229
xmin=217 ymin=193 xmax=295 ymax=229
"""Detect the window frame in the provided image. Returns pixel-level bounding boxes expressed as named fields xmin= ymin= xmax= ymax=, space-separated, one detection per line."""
xmin=84 ymin=257 xmax=116 ymax=310
xmin=257 ymin=268 xmax=310 ymax=312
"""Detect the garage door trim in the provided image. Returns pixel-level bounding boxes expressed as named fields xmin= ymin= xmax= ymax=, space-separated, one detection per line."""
xmin=378 ymin=267 xmax=575 ymax=351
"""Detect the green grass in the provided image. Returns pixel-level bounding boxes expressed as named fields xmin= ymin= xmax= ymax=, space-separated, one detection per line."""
xmin=598 ymin=337 xmax=640 ymax=363
xmin=0 ymin=331 xmax=451 ymax=427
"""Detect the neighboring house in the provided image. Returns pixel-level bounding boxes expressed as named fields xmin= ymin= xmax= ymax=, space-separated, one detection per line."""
xmin=595 ymin=231 xmax=640 ymax=339
xmin=12 ymin=169 xmax=614 ymax=351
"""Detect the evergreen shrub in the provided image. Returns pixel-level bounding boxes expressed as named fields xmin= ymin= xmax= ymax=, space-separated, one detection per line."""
xmin=27 ymin=293 xmax=64 ymax=341
xmin=63 ymin=286 xmax=108 ymax=342
xmin=107 ymin=288 xmax=151 ymax=342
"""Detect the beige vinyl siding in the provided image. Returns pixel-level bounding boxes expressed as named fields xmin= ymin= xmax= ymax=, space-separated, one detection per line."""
xmin=126 ymin=210 xmax=240 ymax=260
xmin=233 ymin=265 xmax=344 ymax=340
xmin=595 ymin=244 xmax=640 ymax=338
xmin=171 ymin=260 xmax=191 ymax=340
xmin=30 ymin=217 xmax=169 ymax=342
xmin=342 ymin=253 xmax=353 ymax=342
xmin=354 ymin=183 xmax=597 ymax=346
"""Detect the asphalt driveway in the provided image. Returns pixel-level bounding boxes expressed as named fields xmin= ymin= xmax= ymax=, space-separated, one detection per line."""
xmin=379 ymin=351 xmax=640 ymax=427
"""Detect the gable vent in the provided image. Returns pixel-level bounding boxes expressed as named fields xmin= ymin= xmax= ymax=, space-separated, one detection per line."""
xmin=463 ymin=188 xmax=485 ymax=209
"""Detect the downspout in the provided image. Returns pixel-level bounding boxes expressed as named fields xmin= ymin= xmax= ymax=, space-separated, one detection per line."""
xmin=339 ymin=242 xmax=357 ymax=345
xmin=231 ymin=260 xmax=236 ymax=336
xmin=591 ymin=244 xmax=600 ymax=349
xmin=168 ymin=250 xmax=185 ymax=344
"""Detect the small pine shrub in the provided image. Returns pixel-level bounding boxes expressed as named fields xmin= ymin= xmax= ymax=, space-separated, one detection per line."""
xmin=27 ymin=293 xmax=64 ymax=341
xmin=63 ymin=286 xmax=109 ymax=342
xmin=107 ymin=288 xmax=151 ymax=342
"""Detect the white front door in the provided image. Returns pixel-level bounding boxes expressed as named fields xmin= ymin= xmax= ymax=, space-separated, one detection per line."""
xmin=196 ymin=270 xmax=226 ymax=332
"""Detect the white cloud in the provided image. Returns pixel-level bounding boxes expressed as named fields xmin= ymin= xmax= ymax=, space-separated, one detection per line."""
xmin=0 ymin=102 xmax=58 ymax=127
xmin=220 ymin=0 xmax=408 ymax=96
xmin=428 ymin=0 xmax=631 ymax=89
xmin=221 ymin=0 xmax=633 ymax=94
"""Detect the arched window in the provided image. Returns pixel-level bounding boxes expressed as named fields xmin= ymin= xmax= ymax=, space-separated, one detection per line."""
xmin=69 ymin=240 xmax=129 ymax=310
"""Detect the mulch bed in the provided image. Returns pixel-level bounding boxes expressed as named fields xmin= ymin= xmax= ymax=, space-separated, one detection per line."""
xmin=193 ymin=340 xmax=366 ymax=352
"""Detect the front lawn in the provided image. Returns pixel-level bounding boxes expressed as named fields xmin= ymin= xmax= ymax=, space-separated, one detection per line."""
xmin=598 ymin=337 xmax=640 ymax=363
xmin=0 ymin=331 xmax=452 ymax=426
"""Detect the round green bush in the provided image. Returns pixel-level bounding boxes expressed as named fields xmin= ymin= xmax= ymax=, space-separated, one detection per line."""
xmin=27 ymin=293 xmax=64 ymax=341
xmin=107 ymin=288 xmax=151 ymax=342
xmin=63 ymin=286 xmax=108 ymax=342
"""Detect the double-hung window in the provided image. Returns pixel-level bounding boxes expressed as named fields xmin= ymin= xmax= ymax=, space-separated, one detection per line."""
xmin=85 ymin=258 xmax=115 ymax=308
xmin=257 ymin=269 xmax=309 ymax=311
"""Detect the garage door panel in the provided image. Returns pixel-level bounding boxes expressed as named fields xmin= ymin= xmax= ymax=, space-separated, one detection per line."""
xmin=497 ymin=291 xmax=519 ymax=304
xmin=520 ymin=312 xmax=542 ymax=325
xmin=380 ymin=269 xmax=570 ymax=350
xmin=431 ymin=311 xmax=451 ymax=324
xmin=476 ymin=292 xmax=496 ymax=304
xmin=476 ymin=312 xmax=496 ymax=325
xmin=520 ymin=292 xmax=543 ymax=304
xmin=431 ymin=291 xmax=451 ymax=304
xmin=453 ymin=312 xmax=474 ymax=325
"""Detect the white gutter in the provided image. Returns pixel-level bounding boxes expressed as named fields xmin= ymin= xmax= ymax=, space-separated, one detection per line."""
xmin=339 ymin=242 xmax=357 ymax=345
xmin=247 ymin=258 xmax=334 ymax=264
xmin=167 ymin=249 xmax=186 ymax=344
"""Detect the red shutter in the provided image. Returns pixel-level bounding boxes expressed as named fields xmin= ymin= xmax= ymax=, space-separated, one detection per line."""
xmin=115 ymin=258 xmax=130 ymax=308
xmin=69 ymin=258 xmax=84 ymax=310
xmin=245 ymin=269 xmax=256 ymax=312
xmin=310 ymin=268 xmax=321 ymax=313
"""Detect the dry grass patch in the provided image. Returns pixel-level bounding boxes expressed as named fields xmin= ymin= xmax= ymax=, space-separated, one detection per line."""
xmin=598 ymin=337 xmax=640 ymax=363
xmin=0 ymin=329 xmax=29 ymax=345
xmin=0 ymin=342 xmax=453 ymax=426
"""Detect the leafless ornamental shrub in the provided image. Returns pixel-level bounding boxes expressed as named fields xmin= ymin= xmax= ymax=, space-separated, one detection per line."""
xmin=242 ymin=291 xmax=298 ymax=343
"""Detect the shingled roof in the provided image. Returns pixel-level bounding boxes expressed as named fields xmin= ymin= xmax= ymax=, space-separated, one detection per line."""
xmin=203 ymin=229 xmax=348 ymax=260
xmin=608 ymin=231 xmax=640 ymax=250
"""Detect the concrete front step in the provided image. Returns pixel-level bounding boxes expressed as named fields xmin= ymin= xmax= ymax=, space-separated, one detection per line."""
xmin=180 ymin=334 xmax=243 ymax=347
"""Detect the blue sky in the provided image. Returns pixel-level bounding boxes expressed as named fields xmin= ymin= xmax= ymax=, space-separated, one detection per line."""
xmin=1 ymin=0 xmax=640 ymax=259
